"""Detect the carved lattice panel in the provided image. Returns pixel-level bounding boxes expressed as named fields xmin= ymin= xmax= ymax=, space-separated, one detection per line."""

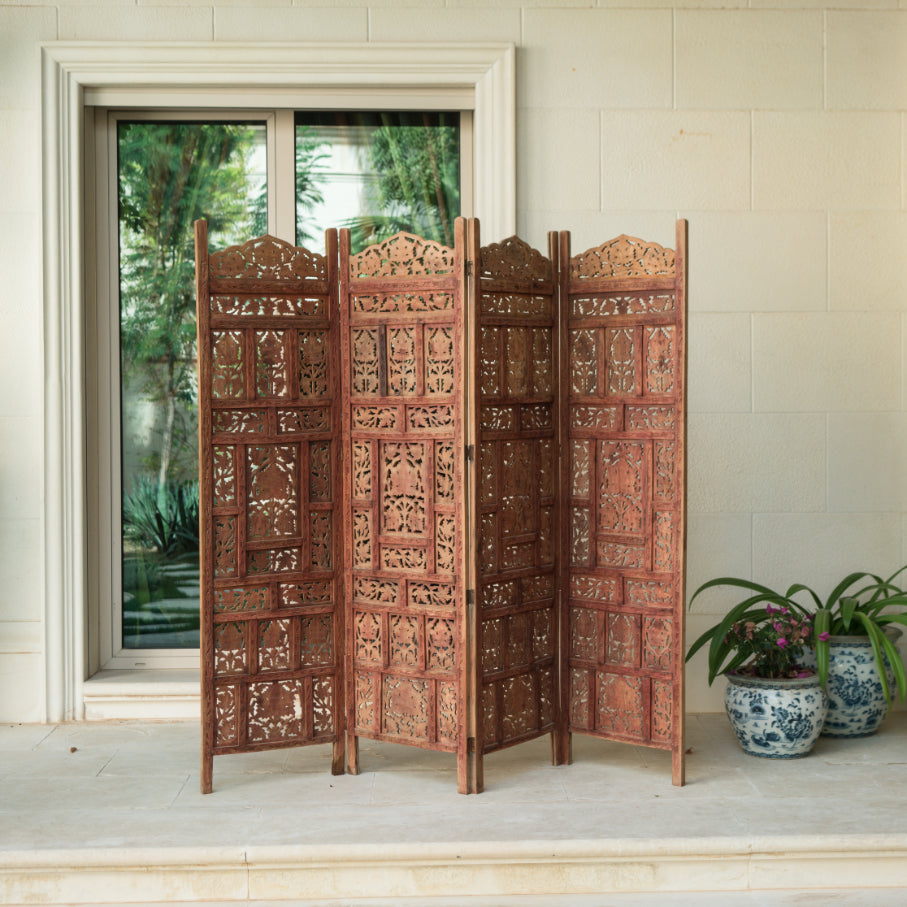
xmin=197 ymin=225 xmax=343 ymax=793
xmin=340 ymin=226 xmax=468 ymax=789
xmin=559 ymin=225 xmax=687 ymax=786
xmin=473 ymin=231 xmax=558 ymax=769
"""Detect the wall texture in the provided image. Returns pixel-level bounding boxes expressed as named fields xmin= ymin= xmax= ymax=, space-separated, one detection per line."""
xmin=1 ymin=0 xmax=905 ymax=720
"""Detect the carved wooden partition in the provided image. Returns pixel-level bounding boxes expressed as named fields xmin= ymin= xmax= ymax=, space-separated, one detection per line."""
xmin=196 ymin=223 xmax=344 ymax=794
xmin=339 ymin=225 xmax=470 ymax=792
xmin=472 ymin=226 xmax=560 ymax=793
xmin=196 ymin=218 xmax=686 ymax=794
xmin=557 ymin=224 xmax=687 ymax=786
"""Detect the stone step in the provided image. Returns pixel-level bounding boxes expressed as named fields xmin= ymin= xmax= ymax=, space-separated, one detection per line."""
xmin=5 ymin=715 xmax=907 ymax=905
xmin=4 ymin=838 xmax=907 ymax=905
xmin=42 ymin=894 xmax=907 ymax=907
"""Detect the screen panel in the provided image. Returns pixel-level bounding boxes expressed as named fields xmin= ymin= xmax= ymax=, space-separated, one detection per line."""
xmin=197 ymin=225 xmax=344 ymax=792
xmin=559 ymin=225 xmax=686 ymax=786
xmin=474 ymin=233 xmax=559 ymax=764
xmin=340 ymin=224 xmax=471 ymax=791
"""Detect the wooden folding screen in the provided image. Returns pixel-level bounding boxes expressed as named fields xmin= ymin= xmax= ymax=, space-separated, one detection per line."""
xmin=196 ymin=224 xmax=344 ymax=794
xmin=197 ymin=219 xmax=686 ymax=794
xmin=557 ymin=225 xmax=687 ymax=786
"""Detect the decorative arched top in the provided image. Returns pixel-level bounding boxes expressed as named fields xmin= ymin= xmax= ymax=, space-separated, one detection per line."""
xmin=350 ymin=232 xmax=455 ymax=279
xmin=209 ymin=234 xmax=326 ymax=281
xmin=571 ymin=235 xmax=675 ymax=280
xmin=480 ymin=235 xmax=552 ymax=283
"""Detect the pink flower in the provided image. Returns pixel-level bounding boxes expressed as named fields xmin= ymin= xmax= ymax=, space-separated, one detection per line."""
xmin=818 ymin=631 xmax=830 ymax=642
xmin=773 ymin=621 xmax=783 ymax=632
xmin=765 ymin=604 xmax=776 ymax=615
xmin=777 ymin=638 xmax=788 ymax=649
xmin=780 ymin=606 xmax=790 ymax=615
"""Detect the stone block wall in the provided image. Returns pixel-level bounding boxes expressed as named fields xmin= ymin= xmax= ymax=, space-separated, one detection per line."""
xmin=1 ymin=0 xmax=904 ymax=718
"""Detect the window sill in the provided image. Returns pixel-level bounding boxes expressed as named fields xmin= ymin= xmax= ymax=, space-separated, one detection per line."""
xmin=83 ymin=670 xmax=200 ymax=721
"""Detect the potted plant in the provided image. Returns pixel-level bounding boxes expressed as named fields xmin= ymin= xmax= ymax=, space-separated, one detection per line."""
xmin=686 ymin=584 xmax=826 ymax=759
xmin=812 ymin=567 xmax=907 ymax=738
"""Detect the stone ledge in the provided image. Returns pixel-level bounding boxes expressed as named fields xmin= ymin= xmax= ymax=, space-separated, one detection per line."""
xmin=3 ymin=836 xmax=907 ymax=904
xmin=82 ymin=670 xmax=200 ymax=720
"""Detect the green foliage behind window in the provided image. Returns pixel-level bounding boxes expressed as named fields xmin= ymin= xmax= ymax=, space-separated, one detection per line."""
xmin=117 ymin=121 xmax=265 ymax=649
xmin=295 ymin=112 xmax=460 ymax=255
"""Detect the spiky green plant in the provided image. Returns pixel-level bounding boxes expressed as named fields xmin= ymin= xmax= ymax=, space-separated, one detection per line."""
xmin=122 ymin=477 xmax=199 ymax=557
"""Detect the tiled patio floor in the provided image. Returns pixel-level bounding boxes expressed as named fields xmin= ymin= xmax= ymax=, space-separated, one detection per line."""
xmin=2 ymin=713 xmax=907 ymax=904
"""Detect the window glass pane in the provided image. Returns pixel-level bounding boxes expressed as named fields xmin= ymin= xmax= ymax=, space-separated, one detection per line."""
xmin=117 ymin=121 xmax=267 ymax=649
xmin=295 ymin=112 xmax=460 ymax=254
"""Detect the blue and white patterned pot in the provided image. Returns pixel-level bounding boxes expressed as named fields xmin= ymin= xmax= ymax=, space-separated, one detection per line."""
xmin=724 ymin=671 xmax=827 ymax=759
xmin=821 ymin=633 xmax=899 ymax=738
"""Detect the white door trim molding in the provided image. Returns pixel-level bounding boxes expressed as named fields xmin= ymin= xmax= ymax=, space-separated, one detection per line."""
xmin=41 ymin=41 xmax=516 ymax=721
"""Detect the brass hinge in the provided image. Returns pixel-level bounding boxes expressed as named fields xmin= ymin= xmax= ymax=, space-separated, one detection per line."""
xmin=465 ymin=444 xmax=475 ymax=462
xmin=466 ymin=259 xmax=475 ymax=277
xmin=466 ymin=589 xmax=475 ymax=607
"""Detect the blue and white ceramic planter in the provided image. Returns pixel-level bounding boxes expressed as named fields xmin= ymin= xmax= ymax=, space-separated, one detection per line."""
xmin=724 ymin=671 xmax=827 ymax=759
xmin=821 ymin=633 xmax=899 ymax=738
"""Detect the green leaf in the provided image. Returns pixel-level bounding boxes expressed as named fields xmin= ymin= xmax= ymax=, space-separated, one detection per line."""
xmin=783 ymin=583 xmax=822 ymax=610
xmin=826 ymin=572 xmax=880 ymax=609
xmin=814 ymin=608 xmax=831 ymax=687
xmin=881 ymin=632 xmax=907 ymax=705
xmin=840 ymin=597 xmax=858 ymax=633
xmin=854 ymin=613 xmax=893 ymax=708
xmin=872 ymin=592 xmax=907 ymax=610
xmin=878 ymin=613 xmax=907 ymax=629
xmin=685 ymin=626 xmax=718 ymax=663
xmin=688 ymin=577 xmax=781 ymax=610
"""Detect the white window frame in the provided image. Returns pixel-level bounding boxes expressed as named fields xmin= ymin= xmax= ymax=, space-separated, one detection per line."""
xmin=42 ymin=42 xmax=515 ymax=721
xmin=91 ymin=106 xmax=473 ymax=674
xmin=92 ymin=109 xmax=274 ymax=674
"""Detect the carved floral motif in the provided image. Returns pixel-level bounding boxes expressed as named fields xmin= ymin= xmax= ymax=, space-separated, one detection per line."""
xmin=350 ymin=232 xmax=454 ymax=278
xmin=211 ymin=234 xmax=326 ymax=281
xmin=248 ymin=679 xmax=305 ymax=743
xmin=480 ymin=235 xmax=551 ymax=283
xmin=597 ymin=673 xmax=644 ymax=738
xmin=571 ymin=235 xmax=675 ymax=280
xmin=255 ymin=330 xmax=288 ymax=398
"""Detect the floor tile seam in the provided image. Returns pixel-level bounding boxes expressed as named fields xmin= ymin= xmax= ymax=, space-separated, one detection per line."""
xmin=737 ymin=770 xmax=764 ymax=796
xmin=0 ymin=805 xmax=189 ymax=817
xmin=167 ymin=774 xmax=191 ymax=807
xmin=558 ymin=794 xmax=755 ymax=804
xmin=27 ymin=725 xmax=61 ymax=749
xmin=822 ymin=760 xmax=907 ymax=766
xmin=362 ymin=771 xmax=379 ymax=806
xmin=1 ymin=771 xmax=194 ymax=785
xmin=94 ymin=751 xmax=119 ymax=777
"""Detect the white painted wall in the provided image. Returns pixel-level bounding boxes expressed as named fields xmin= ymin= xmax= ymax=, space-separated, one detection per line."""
xmin=1 ymin=0 xmax=905 ymax=721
